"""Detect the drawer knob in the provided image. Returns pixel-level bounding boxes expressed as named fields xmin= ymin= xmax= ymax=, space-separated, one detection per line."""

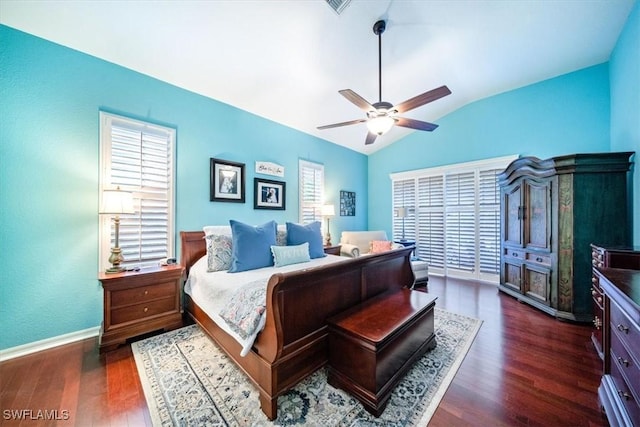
xmin=591 ymin=288 xmax=597 ymax=297
xmin=144 ymin=290 xmax=149 ymax=296
xmin=617 ymin=324 xmax=629 ymax=334
xmin=143 ymin=307 xmax=149 ymax=313
xmin=536 ymin=257 xmax=543 ymax=262
xmin=617 ymin=357 xmax=629 ymax=367
xmin=617 ymin=390 xmax=631 ymax=401
xmin=592 ymin=259 xmax=597 ymax=266
xmin=592 ymin=277 xmax=597 ymax=284
xmin=512 ymin=252 xmax=518 ymax=257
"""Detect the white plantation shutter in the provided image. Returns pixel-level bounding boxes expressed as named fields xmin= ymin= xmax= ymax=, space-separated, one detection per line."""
xmin=100 ymin=112 xmax=175 ymax=270
xmin=416 ymin=176 xmax=444 ymax=269
xmin=445 ymin=172 xmax=476 ymax=274
xmin=299 ymin=160 xmax=324 ymax=224
xmin=478 ymin=169 xmax=502 ymax=278
xmin=390 ymin=155 xmax=516 ymax=282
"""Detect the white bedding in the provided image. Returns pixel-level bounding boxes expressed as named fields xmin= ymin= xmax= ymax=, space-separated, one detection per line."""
xmin=184 ymin=254 xmax=349 ymax=356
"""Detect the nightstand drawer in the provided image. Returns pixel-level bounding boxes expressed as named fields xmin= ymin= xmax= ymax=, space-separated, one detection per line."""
xmin=111 ymin=296 xmax=177 ymax=325
xmin=111 ymin=281 xmax=176 ymax=307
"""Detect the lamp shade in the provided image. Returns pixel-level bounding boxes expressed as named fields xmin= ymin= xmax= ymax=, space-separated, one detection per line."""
xmin=321 ymin=204 xmax=335 ymax=216
xmin=396 ymin=207 xmax=408 ymax=218
xmin=101 ymin=187 xmax=134 ymax=215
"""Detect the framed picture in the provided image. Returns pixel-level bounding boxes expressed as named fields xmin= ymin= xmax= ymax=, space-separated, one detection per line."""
xmin=210 ymin=158 xmax=245 ymax=203
xmin=254 ymin=178 xmax=286 ymax=210
xmin=340 ymin=190 xmax=356 ymax=216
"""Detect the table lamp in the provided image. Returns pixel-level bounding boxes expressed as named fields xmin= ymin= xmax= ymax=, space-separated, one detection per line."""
xmin=396 ymin=207 xmax=407 ymax=241
xmin=101 ymin=187 xmax=134 ymax=273
xmin=321 ymin=204 xmax=336 ymax=246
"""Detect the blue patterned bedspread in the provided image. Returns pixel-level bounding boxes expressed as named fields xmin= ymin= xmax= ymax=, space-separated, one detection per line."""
xmin=218 ymin=280 xmax=267 ymax=340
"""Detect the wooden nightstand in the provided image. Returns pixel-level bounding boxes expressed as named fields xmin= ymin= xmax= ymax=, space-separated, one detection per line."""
xmin=324 ymin=244 xmax=342 ymax=256
xmin=98 ymin=264 xmax=184 ymax=352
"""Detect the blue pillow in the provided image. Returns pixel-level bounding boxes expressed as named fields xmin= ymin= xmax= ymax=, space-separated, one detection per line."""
xmin=228 ymin=220 xmax=277 ymax=273
xmin=286 ymin=221 xmax=326 ymax=259
xmin=271 ymin=242 xmax=311 ymax=267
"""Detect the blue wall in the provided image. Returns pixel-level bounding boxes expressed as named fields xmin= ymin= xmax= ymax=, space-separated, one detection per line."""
xmin=610 ymin=1 xmax=640 ymax=245
xmin=2 ymin=4 xmax=638 ymax=351
xmin=368 ymin=64 xmax=613 ymax=234
xmin=0 ymin=25 xmax=368 ymax=350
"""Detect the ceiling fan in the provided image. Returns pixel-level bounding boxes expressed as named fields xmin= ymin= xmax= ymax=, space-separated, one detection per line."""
xmin=318 ymin=20 xmax=451 ymax=145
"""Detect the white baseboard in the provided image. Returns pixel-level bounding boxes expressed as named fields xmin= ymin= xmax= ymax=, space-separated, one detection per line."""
xmin=0 ymin=326 xmax=100 ymax=362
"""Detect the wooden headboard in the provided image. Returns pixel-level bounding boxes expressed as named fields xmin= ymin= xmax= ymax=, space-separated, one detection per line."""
xmin=180 ymin=231 xmax=206 ymax=277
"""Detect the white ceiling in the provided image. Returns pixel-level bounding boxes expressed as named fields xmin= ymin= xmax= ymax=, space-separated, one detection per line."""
xmin=1 ymin=0 xmax=635 ymax=154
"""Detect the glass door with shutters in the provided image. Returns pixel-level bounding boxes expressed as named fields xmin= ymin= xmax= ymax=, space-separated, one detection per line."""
xmin=391 ymin=155 xmax=516 ymax=283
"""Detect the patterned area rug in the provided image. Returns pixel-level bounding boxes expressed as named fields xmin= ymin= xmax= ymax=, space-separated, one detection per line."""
xmin=132 ymin=308 xmax=481 ymax=426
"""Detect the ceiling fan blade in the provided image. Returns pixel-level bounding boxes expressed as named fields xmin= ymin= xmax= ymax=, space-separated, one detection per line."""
xmin=365 ymin=132 xmax=378 ymax=145
xmin=339 ymin=89 xmax=375 ymax=112
xmin=317 ymin=118 xmax=367 ymax=130
xmin=394 ymin=85 xmax=451 ymax=114
xmin=395 ymin=117 xmax=439 ymax=131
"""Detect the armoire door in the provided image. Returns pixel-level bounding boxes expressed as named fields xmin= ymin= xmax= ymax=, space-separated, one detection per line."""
xmin=523 ymin=179 xmax=552 ymax=253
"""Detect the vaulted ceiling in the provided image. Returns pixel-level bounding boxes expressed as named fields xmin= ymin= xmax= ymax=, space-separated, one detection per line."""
xmin=1 ymin=0 xmax=635 ymax=154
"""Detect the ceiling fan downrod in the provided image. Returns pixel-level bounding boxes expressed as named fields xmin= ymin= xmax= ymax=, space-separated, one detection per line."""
xmin=373 ymin=20 xmax=386 ymax=104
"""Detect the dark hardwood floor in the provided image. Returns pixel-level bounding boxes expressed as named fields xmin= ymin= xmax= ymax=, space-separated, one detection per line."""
xmin=0 ymin=276 xmax=608 ymax=426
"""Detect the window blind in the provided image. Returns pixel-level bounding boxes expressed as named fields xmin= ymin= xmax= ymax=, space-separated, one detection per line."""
xmin=100 ymin=112 xmax=175 ymax=270
xmin=299 ymin=160 xmax=324 ymax=224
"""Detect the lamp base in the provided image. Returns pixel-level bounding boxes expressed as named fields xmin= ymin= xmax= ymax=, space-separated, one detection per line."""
xmin=325 ymin=233 xmax=332 ymax=246
xmin=106 ymin=246 xmax=125 ymax=274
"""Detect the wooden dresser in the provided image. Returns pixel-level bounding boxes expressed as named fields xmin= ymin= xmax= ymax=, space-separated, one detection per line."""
xmin=591 ymin=245 xmax=640 ymax=359
xmin=594 ymin=267 xmax=640 ymax=427
xmin=498 ymin=152 xmax=633 ymax=321
xmin=98 ymin=264 xmax=184 ymax=352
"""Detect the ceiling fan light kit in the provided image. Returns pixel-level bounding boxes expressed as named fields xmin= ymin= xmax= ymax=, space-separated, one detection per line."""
xmin=318 ymin=19 xmax=451 ymax=146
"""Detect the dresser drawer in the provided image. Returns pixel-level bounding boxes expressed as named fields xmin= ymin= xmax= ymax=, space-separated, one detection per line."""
xmin=609 ymin=358 xmax=640 ymax=425
xmin=111 ymin=281 xmax=176 ymax=307
xmin=504 ymin=248 xmax=525 ymax=260
xmin=111 ymin=297 xmax=177 ymax=325
xmin=611 ymin=328 xmax=640 ymax=397
xmin=610 ymin=300 xmax=640 ymax=359
xmin=526 ymin=252 xmax=551 ymax=266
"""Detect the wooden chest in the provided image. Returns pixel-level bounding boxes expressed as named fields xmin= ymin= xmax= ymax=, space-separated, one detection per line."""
xmin=327 ymin=289 xmax=437 ymax=416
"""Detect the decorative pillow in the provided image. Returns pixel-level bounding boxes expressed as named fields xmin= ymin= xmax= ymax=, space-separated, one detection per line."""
xmin=271 ymin=242 xmax=311 ymax=268
xmin=205 ymin=234 xmax=233 ymax=272
xmin=286 ymin=221 xmax=326 ymax=259
xmin=370 ymin=240 xmax=393 ymax=254
xmin=228 ymin=220 xmax=277 ymax=273
xmin=276 ymin=229 xmax=287 ymax=246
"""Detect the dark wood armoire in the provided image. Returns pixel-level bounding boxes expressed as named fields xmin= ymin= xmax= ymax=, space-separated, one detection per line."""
xmin=498 ymin=152 xmax=634 ymax=322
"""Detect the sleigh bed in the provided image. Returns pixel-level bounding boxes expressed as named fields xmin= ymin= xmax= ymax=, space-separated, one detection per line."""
xmin=180 ymin=228 xmax=415 ymax=420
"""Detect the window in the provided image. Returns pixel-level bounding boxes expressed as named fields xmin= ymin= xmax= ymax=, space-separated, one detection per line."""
xmin=298 ymin=160 xmax=325 ymax=224
xmin=99 ymin=112 xmax=176 ymax=270
xmin=391 ymin=155 xmax=516 ymax=282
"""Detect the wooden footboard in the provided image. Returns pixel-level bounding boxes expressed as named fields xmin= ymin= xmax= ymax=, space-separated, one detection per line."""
xmin=180 ymin=231 xmax=415 ymax=420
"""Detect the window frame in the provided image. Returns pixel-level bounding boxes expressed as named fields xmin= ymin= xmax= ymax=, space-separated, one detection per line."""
xmin=98 ymin=112 xmax=176 ymax=271
xmin=298 ymin=159 xmax=325 ymax=225
xmin=390 ymin=155 xmax=517 ymax=282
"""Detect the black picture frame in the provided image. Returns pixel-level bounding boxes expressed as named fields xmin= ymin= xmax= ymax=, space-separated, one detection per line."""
xmin=340 ymin=190 xmax=356 ymax=216
xmin=254 ymin=178 xmax=286 ymax=210
xmin=210 ymin=158 xmax=245 ymax=203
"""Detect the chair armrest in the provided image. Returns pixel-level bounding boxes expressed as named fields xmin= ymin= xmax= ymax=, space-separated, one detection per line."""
xmin=340 ymin=243 xmax=360 ymax=257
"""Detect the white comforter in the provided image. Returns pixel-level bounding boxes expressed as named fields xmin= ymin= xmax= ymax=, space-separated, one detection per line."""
xmin=184 ymin=254 xmax=349 ymax=356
